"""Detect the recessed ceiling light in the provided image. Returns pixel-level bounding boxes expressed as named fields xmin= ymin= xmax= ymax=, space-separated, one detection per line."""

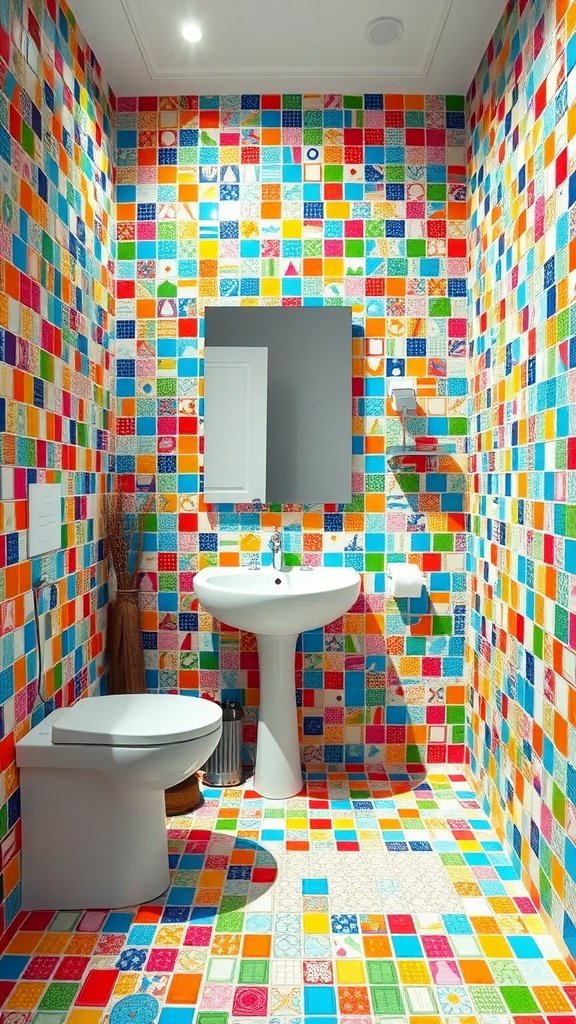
xmin=365 ymin=17 xmax=404 ymax=45
xmin=181 ymin=23 xmax=203 ymax=43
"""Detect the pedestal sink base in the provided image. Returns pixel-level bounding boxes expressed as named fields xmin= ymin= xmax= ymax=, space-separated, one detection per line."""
xmin=253 ymin=634 xmax=302 ymax=799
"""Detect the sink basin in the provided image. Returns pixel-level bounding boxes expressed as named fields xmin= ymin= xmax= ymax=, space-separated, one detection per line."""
xmin=193 ymin=565 xmax=361 ymax=799
xmin=193 ymin=565 xmax=360 ymax=635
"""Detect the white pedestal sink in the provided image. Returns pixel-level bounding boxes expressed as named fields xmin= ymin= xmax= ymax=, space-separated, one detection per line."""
xmin=193 ymin=566 xmax=361 ymax=798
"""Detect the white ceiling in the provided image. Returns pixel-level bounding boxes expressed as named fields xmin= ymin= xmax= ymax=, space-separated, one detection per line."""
xmin=68 ymin=0 xmax=507 ymax=97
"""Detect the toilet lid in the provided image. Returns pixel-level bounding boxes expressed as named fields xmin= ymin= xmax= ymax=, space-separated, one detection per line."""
xmin=51 ymin=694 xmax=223 ymax=747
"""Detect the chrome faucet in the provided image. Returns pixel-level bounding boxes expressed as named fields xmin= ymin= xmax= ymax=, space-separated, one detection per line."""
xmin=269 ymin=530 xmax=282 ymax=571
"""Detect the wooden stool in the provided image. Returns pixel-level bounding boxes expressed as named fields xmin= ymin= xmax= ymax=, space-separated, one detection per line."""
xmin=165 ymin=772 xmax=203 ymax=816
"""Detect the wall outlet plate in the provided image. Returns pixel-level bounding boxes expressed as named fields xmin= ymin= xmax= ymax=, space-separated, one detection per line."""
xmin=28 ymin=483 xmax=62 ymax=557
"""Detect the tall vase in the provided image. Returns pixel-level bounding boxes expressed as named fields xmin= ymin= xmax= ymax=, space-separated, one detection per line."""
xmin=107 ymin=589 xmax=147 ymax=694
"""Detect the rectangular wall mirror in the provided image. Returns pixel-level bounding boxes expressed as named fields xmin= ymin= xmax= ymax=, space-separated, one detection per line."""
xmin=204 ymin=306 xmax=352 ymax=505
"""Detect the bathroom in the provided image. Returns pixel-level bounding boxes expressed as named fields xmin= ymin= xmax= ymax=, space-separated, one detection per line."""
xmin=1 ymin=0 xmax=576 ymax=1018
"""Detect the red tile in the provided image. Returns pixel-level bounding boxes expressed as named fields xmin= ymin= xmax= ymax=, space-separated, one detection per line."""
xmin=22 ymin=912 xmax=55 ymax=931
xmin=75 ymin=969 xmax=119 ymax=1006
xmin=387 ymin=915 xmax=416 ymax=933
xmin=54 ymin=957 xmax=90 ymax=981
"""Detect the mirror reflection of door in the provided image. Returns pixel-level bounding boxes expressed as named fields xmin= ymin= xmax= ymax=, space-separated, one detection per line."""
xmin=204 ymin=306 xmax=352 ymax=505
xmin=203 ymin=347 xmax=268 ymax=503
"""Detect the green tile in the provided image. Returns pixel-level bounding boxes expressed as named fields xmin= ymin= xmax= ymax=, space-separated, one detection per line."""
xmin=238 ymin=960 xmax=269 ymax=984
xmin=303 ymin=128 xmax=323 ymax=145
xmin=365 ymin=553 xmax=384 ymax=571
xmin=199 ymin=652 xmax=219 ymax=669
xmin=427 ymin=183 xmax=446 ymax=201
xmin=490 ymin=960 xmax=525 ymax=985
xmin=406 ymin=744 xmax=425 ymax=764
xmin=21 ymin=120 xmax=34 ymax=156
xmin=220 ymin=895 xmax=245 ymax=911
xmin=500 ymin=987 xmax=540 ymax=1014
xmin=429 ymin=298 xmax=451 ymax=317
xmin=407 ymin=238 xmax=426 ymax=256
xmin=395 ymin=472 xmax=419 ymax=492
xmin=533 ymin=624 xmax=544 ymax=659
xmin=366 ymin=961 xmax=398 ymax=984
xmin=469 ymin=985 xmax=507 ymax=1013
xmin=325 ymin=164 xmax=343 ymax=182
xmin=215 ymin=911 xmax=244 ymax=932
xmin=196 ymin=1015 xmax=229 ymax=1024
xmin=345 ymin=239 xmax=364 ymax=257
xmin=552 ymin=782 xmax=565 ymax=823
xmin=118 ymin=241 xmax=135 ymax=259
xmin=386 ymin=165 xmax=405 ymax=183
xmin=446 ymin=95 xmax=465 ymax=110
xmin=214 ymin=819 xmax=237 ymax=831
xmin=433 ymin=534 xmax=454 ymax=551
xmin=448 ymin=417 xmax=468 ymax=435
xmin=38 ymin=983 xmax=79 ymax=1011
xmin=554 ymin=604 xmax=568 ymax=643
xmin=371 ymin=986 xmax=404 ymax=1014
xmin=432 ymin=615 xmax=453 ymax=635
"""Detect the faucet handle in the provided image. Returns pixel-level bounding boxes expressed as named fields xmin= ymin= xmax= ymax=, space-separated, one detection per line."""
xmin=269 ymin=530 xmax=281 ymax=547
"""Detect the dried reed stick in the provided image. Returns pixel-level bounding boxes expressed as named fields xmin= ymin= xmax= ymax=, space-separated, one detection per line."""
xmin=104 ymin=493 xmax=154 ymax=590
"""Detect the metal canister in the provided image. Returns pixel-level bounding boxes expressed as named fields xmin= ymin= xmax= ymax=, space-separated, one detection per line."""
xmin=203 ymin=701 xmax=244 ymax=787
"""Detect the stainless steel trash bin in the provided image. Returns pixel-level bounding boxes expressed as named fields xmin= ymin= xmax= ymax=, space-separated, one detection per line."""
xmin=203 ymin=701 xmax=244 ymax=786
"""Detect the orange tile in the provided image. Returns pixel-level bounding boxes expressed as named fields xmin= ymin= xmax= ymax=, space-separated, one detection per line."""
xmin=6 ymin=932 xmax=43 ymax=954
xmin=362 ymin=935 xmax=392 ymax=957
xmin=165 ymin=973 xmax=201 ymax=1005
xmin=459 ymin=959 xmax=494 ymax=984
xmin=242 ymin=934 xmax=271 ymax=957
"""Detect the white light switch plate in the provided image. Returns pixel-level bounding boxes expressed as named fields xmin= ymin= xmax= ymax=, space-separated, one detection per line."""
xmin=28 ymin=483 xmax=62 ymax=557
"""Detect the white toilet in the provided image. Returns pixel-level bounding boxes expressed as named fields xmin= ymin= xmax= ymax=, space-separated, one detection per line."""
xmin=16 ymin=693 xmax=222 ymax=910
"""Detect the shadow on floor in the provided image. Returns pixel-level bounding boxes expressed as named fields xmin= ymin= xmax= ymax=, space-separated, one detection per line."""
xmin=164 ymin=830 xmax=278 ymax=920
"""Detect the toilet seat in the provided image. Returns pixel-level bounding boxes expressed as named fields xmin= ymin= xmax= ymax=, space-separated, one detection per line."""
xmin=52 ymin=693 xmax=222 ymax=747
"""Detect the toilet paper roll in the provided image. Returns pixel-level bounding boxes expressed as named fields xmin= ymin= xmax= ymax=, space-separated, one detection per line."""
xmin=387 ymin=563 xmax=423 ymax=598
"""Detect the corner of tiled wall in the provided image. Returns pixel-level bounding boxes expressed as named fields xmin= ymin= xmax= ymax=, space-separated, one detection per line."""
xmin=0 ymin=0 xmax=115 ymax=932
xmin=467 ymin=0 xmax=576 ymax=961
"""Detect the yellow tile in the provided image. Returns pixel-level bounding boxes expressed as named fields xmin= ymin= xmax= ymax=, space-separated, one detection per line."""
xmin=282 ymin=219 xmax=302 ymax=238
xmin=335 ymin=960 xmax=366 ymax=984
xmin=478 ymin=935 xmax=512 ymax=958
xmin=456 ymin=840 xmax=483 ymax=851
xmin=333 ymin=818 xmax=354 ymax=829
xmin=398 ymin=960 xmax=431 ymax=984
xmin=522 ymin=914 xmax=547 ymax=934
xmin=113 ymin=974 xmax=139 ymax=996
xmin=261 ymin=278 xmax=280 ymax=296
xmin=303 ymin=912 xmax=330 ymax=934
xmin=198 ymin=240 xmax=218 ymax=258
xmin=36 ymin=932 xmax=70 ymax=954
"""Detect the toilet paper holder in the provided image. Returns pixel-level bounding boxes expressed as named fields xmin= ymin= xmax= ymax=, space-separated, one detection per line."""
xmin=388 ymin=377 xmax=417 ymax=414
xmin=386 ymin=563 xmax=424 ymax=598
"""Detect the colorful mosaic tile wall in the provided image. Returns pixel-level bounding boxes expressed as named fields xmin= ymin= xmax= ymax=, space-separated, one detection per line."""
xmin=467 ymin=0 xmax=576 ymax=961
xmin=114 ymin=92 xmax=469 ymax=774
xmin=0 ymin=0 xmax=115 ymax=933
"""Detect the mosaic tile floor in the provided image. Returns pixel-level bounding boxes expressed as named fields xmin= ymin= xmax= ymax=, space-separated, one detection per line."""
xmin=1 ymin=771 xmax=575 ymax=1024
